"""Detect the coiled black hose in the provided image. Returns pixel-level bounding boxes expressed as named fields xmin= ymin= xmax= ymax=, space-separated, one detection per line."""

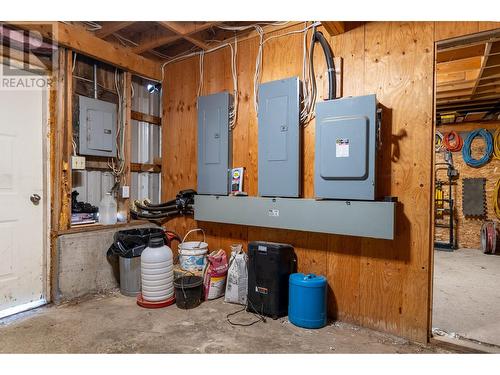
xmin=141 ymin=198 xmax=177 ymax=209
xmin=131 ymin=205 xmax=194 ymax=220
xmin=134 ymin=200 xmax=178 ymax=212
xmin=311 ymin=30 xmax=336 ymax=100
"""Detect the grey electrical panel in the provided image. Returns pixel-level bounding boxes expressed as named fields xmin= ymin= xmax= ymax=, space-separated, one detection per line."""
xmin=78 ymin=95 xmax=117 ymax=157
xmin=258 ymin=77 xmax=300 ymax=197
xmin=315 ymin=94 xmax=378 ymax=200
xmin=197 ymin=91 xmax=232 ymax=195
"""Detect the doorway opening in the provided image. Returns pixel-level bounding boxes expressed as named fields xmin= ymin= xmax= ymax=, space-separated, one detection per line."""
xmin=432 ymin=28 xmax=500 ymax=350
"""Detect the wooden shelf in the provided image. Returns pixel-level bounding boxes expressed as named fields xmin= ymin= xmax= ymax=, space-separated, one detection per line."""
xmin=436 ymin=120 xmax=500 ymax=133
xmin=131 ymin=110 xmax=161 ymax=125
xmin=60 ymin=219 xmax=151 ymax=235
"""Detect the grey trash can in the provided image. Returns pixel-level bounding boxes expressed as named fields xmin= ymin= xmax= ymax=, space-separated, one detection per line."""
xmin=107 ymin=228 xmax=167 ymax=297
xmin=119 ymin=256 xmax=142 ymax=296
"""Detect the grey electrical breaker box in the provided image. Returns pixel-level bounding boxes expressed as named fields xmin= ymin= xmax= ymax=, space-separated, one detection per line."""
xmin=258 ymin=77 xmax=300 ymax=197
xmin=315 ymin=94 xmax=379 ymax=200
xmin=197 ymin=91 xmax=232 ymax=195
xmin=78 ymin=95 xmax=117 ymax=157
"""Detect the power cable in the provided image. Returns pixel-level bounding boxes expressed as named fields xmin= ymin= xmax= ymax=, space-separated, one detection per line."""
xmin=462 ymin=128 xmax=493 ymax=167
xmin=442 ymin=131 xmax=463 ymax=152
xmin=435 ymin=131 xmax=444 ymax=152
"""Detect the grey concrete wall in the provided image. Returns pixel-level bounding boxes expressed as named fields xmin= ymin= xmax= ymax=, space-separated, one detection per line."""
xmin=54 ymin=223 xmax=157 ymax=303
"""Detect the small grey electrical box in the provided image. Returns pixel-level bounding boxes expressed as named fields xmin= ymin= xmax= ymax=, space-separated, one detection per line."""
xmin=197 ymin=91 xmax=232 ymax=195
xmin=258 ymin=77 xmax=300 ymax=197
xmin=78 ymin=95 xmax=117 ymax=157
xmin=315 ymin=94 xmax=378 ymax=200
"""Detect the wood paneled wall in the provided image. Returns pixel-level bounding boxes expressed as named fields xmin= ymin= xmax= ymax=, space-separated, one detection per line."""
xmin=162 ymin=21 xmax=500 ymax=343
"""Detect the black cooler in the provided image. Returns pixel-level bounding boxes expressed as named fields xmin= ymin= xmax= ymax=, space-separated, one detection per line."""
xmin=247 ymin=241 xmax=297 ymax=319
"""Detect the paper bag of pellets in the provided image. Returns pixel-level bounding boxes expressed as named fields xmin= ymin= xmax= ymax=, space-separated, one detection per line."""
xmin=203 ymin=249 xmax=228 ymax=300
xmin=224 ymin=244 xmax=248 ymax=305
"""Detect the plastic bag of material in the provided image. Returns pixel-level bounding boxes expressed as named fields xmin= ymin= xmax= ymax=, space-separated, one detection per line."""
xmin=203 ymin=249 xmax=228 ymax=300
xmin=224 ymin=244 xmax=248 ymax=305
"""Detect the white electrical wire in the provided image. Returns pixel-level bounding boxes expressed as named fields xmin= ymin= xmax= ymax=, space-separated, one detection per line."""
xmin=82 ymin=21 xmax=103 ymax=32
xmin=300 ymin=22 xmax=320 ymax=125
xmin=226 ymin=35 xmax=238 ymax=129
xmin=253 ymin=25 xmax=264 ymax=115
xmin=197 ymin=50 xmax=205 ymax=98
xmin=161 ymin=21 xmax=320 ymax=128
xmin=72 ymin=52 xmax=77 ymax=73
xmin=107 ymin=69 xmax=126 ymax=184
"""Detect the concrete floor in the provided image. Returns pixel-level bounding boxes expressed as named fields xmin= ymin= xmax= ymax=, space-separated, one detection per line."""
xmin=0 ymin=292 xmax=448 ymax=354
xmin=433 ymin=248 xmax=500 ymax=347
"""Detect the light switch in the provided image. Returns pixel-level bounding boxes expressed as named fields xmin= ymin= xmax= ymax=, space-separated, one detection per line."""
xmin=121 ymin=185 xmax=130 ymax=199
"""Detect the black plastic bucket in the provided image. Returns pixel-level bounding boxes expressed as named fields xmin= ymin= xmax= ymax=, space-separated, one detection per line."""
xmin=173 ymin=275 xmax=203 ymax=309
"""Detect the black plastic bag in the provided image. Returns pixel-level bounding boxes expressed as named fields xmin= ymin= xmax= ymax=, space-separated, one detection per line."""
xmin=107 ymin=228 xmax=167 ymax=259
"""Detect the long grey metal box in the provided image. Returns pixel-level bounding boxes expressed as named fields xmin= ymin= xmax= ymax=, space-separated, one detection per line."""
xmin=315 ymin=94 xmax=378 ymax=200
xmin=258 ymin=77 xmax=300 ymax=197
xmin=197 ymin=92 xmax=232 ymax=195
xmin=194 ymin=195 xmax=395 ymax=240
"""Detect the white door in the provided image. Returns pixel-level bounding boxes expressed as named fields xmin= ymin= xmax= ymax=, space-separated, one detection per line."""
xmin=0 ymin=67 xmax=46 ymax=318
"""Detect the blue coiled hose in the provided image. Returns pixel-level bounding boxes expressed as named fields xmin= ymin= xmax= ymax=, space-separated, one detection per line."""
xmin=462 ymin=128 xmax=494 ymax=167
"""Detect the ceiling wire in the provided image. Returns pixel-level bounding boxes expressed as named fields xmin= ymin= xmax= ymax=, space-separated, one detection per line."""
xmin=161 ymin=21 xmax=322 ymax=127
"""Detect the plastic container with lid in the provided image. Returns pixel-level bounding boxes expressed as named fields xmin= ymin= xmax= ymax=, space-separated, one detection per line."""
xmin=288 ymin=273 xmax=327 ymax=329
xmin=141 ymin=237 xmax=174 ymax=302
xmin=98 ymin=192 xmax=117 ymax=225
xmin=178 ymin=229 xmax=208 ymax=271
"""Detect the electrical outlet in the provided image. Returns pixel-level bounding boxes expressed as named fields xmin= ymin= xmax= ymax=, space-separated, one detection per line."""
xmin=121 ymin=185 xmax=130 ymax=199
xmin=71 ymin=156 xmax=86 ymax=170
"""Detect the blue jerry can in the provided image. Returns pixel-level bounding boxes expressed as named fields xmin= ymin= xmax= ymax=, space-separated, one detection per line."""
xmin=288 ymin=273 xmax=327 ymax=329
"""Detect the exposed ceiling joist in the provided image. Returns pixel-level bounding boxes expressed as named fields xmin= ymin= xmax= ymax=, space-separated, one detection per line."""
xmin=95 ymin=21 xmax=135 ymax=38
xmin=321 ymin=21 xmax=345 ymax=36
xmin=436 ymin=35 xmax=500 ymax=111
xmin=156 ymin=21 xmax=218 ymax=51
xmin=131 ymin=21 xmax=218 ymax=54
xmin=471 ymin=42 xmax=492 ymax=95
xmin=132 ymin=34 xmax=180 ymax=54
xmin=158 ymin=21 xmax=219 ymax=36
xmin=8 ymin=21 xmax=161 ymax=80
xmin=183 ymin=35 xmax=210 ymax=50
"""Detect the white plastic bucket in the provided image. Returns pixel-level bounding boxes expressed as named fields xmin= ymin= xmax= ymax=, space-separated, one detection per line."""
xmin=179 ymin=229 xmax=209 ymax=271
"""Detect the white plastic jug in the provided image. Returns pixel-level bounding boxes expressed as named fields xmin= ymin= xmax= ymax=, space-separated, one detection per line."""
xmin=141 ymin=236 xmax=174 ymax=302
xmin=99 ymin=192 xmax=117 ymax=225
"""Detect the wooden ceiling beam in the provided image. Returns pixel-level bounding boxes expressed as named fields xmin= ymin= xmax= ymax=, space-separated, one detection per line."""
xmin=95 ymin=21 xmax=135 ymax=38
xmin=158 ymin=21 xmax=218 ymax=36
xmin=436 ymin=121 xmax=500 ymax=133
xmin=471 ymin=42 xmax=493 ymax=96
xmin=131 ymin=22 xmax=219 ymax=54
xmin=183 ymin=35 xmax=210 ymax=50
xmin=436 ymin=43 xmax=487 ymax=63
xmin=8 ymin=22 xmax=161 ymax=80
xmin=436 ymin=56 xmax=483 ymax=74
xmin=321 ymin=21 xmax=345 ymax=36
xmin=156 ymin=21 xmax=218 ymax=51
xmin=437 ymin=89 xmax=474 ymax=99
xmin=132 ymin=34 xmax=181 ymax=54
xmin=437 ymin=80 xmax=476 ymax=91
xmin=438 ymin=92 xmax=500 ymax=105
